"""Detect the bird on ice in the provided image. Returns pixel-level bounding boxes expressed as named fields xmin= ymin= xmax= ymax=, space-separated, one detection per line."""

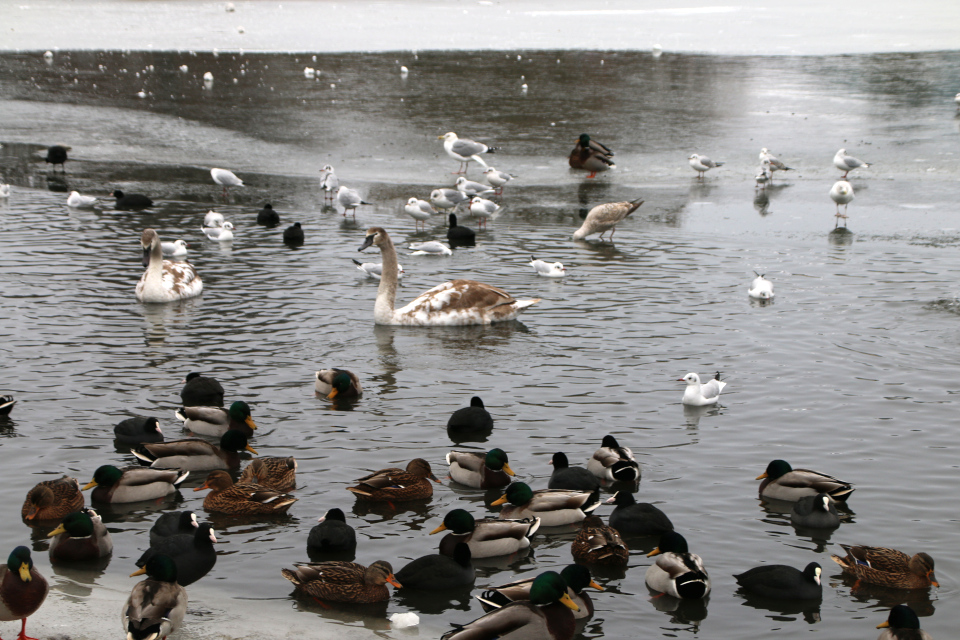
xmin=569 ymin=133 xmax=615 ymax=178
xmin=404 ymin=197 xmax=436 ymax=232
xmin=482 ymin=167 xmax=513 ymax=195
xmin=455 ymin=176 xmax=495 ymax=198
xmin=680 ymin=372 xmax=726 ymax=406
xmin=210 ymin=168 xmax=243 ymax=198
xmin=319 ymin=165 xmax=339 ymax=203
xmin=833 ymin=149 xmax=871 ymax=179
xmin=572 ymin=197 xmax=644 ymax=241
xmin=748 ymin=273 xmax=774 ymax=300
xmin=529 ymin=256 xmax=566 ymax=278
xmin=430 ymin=188 xmax=469 ymax=212
xmin=468 ymin=197 xmax=500 ymax=229
xmin=688 ymin=154 xmax=724 ymax=179
xmin=755 ymin=162 xmax=773 ymax=189
xmin=336 ymin=186 xmax=370 ymax=218
xmin=439 ymin=132 xmax=497 ymax=174
xmin=759 ymin=148 xmax=793 ymax=179
xmin=829 ymin=181 xmax=854 ymax=226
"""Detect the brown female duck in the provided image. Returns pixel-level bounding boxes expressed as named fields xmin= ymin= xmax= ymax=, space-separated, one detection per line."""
xmin=21 ymin=476 xmax=84 ymax=522
xmin=281 ymin=560 xmax=400 ymax=604
xmin=831 ymin=544 xmax=938 ymax=590
xmin=571 ymin=515 xmax=629 ymax=566
xmin=346 ymin=458 xmax=439 ymax=502
xmin=239 ymin=457 xmax=297 ymax=492
xmin=194 ymin=470 xmax=297 ymax=515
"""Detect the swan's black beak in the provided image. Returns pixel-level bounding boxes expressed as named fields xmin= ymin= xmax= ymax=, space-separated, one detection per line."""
xmin=142 ymin=246 xmax=151 ymax=266
xmin=359 ymin=234 xmax=374 ymax=252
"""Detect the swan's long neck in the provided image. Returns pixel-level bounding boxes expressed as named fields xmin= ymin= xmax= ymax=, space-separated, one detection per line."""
xmin=148 ymin=242 xmax=164 ymax=278
xmin=374 ymin=235 xmax=400 ymax=324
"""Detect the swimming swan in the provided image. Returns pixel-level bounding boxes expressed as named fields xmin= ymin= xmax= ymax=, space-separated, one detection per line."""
xmin=136 ymin=229 xmax=203 ymax=303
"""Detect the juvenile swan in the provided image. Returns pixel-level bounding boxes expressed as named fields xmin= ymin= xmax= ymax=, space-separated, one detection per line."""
xmin=359 ymin=227 xmax=539 ymax=326
xmin=136 ymin=229 xmax=203 ymax=303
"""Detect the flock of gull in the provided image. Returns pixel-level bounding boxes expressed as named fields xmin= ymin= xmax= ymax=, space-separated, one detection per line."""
xmin=0 ymin=125 xmax=935 ymax=640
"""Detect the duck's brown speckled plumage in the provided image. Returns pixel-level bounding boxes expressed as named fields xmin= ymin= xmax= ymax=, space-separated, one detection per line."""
xmin=346 ymin=458 xmax=439 ymax=502
xmin=571 ymin=516 xmax=629 ymax=566
xmin=196 ymin=470 xmax=297 ymax=515
xmin=239 ymin=457 xmax=297 ymax=492
xmin=831 ymin=544 xmax=939 ymax=590
xmin=21 ymin=476 xmax=84 ymax=522
xmin=281 ymin=560 xmax=400 ymax=603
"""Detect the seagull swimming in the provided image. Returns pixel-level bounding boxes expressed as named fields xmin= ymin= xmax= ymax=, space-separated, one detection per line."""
xmin=409 ymin=241 xmax=452 ymax=256
xmin=529 ymin=256 xmax=566 ymax=278
xmin=439 ymin=132 xmax=497 ymax=174
xmin=688 ymin=154 xmax=724 ymax=179
xmin=830 ymin=180 xmax=854 ymax=226
xmin=833 ymin=149 xmax=871 ymax=178
xmin=201 ymin=220 xmax=234 ymax=241
xmin=211 ymin=168 xmax=243 ymax=197
xmin=319 ymin=165 xmax=339 ymax=202
xmin=748 ymin=272 xmax=774 ymax=300
xmin=404 ymin=197 xmax=436 ymax=231
xmin=469 ymin=197 xmax=500 ymax=229
xmin=203 ymin=210 xmax=225 ymax=227
xmin=66 ymin=191 xmax=97 ymax=208
xmin=162 ymin=239 xmax=189 ymax=257
xmin=336 ymin=186 xmax=370 ymax=218
xmin=353 ymin=258 xmax=404 ymax=279
xmin=680 ymin=372 xmax=727 ymax=406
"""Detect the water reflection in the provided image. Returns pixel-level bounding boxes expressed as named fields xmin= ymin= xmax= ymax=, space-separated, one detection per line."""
xmin=830 ymin=574 xmax=938 ymax=617
xmin=736 ymin=592 xmax=821 ymax=623
xmin=647 ymin=590 xmax=709 ymax=628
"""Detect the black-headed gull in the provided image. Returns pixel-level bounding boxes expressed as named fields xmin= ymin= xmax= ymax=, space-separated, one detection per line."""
xmin=211 ymin=168 xmax=243 ymax=197
xmin=830 ymin=180 xmax=854 ymax=226
xmin=162 ymin=239 xmax=189 ymax=257
xmin=759 ymin=148 xmax=793 ymax=176
xmin=201 ymin=220 xmax=234 ymax=241
xmin=404 ymin=197 xmax=436 ymax=231
xmin=352 ymin=258 xmax=404 ymax=279
xmin=439 ymin=132 xmax=497 ymax=174
xmin=679 ymin=372 xmax=726 ymax=406
xmin=455 ymin=176 xmax=495 ymax=197
xmin=409 ymin=240 xmax=452 ymax=256
xmin=67 ymin=191 xmax=97 ymax=208
xmin=482 ymin=167 xmax=513 ymax=195
xmin=336 ymin=186 xmax=370 ymax=218
xmin=430 ymin=188 xmax=469 ymax=212
xmin=833 ymin=149 xmax=871 ymax=178
xmin=203 ymin=210 xmax=225 ymax=227
xmin=529 ymin=256 xmax=566 ymax=278
xmin=573 ymin=197 xmax=643 ymax=241
xmin=748 ymin=272 xmax=774 ymax=300
xmin=469 ymin=197 xmax=500 ymax=229
xmin=688 ymin=154 xmax=724 ymax=180
xmin=319 ymin=165 xmax=338 ymax=202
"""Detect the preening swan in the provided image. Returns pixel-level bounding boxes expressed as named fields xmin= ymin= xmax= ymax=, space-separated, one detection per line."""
xmin=136 ymin=229 xmax=203 ymax=303
xmin=358 ymin=227 xmax=539 ymax=326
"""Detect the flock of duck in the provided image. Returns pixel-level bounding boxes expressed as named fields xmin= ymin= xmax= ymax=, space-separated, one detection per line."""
xmin=0 ymin=132 xmax=934 ymax=640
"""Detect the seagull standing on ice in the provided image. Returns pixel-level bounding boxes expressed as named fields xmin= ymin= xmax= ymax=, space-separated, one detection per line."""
xmin=688 ymin=154 xmax=724 ymax=180
xmin=680 ymin=372 xmax=727 ymax=406
xmin=759 ymin=148 xmax=793 ymax=180
xmin=529 ymin=256 xmax=566 ymax=277
xmin=336 ymin=186 xmax=370 ymax=218
xmin=211 ymin=168 xmax=243 ymax=198
xmin=748 ymin=273 xmax=774 ymax=300
xmin=755 ymin=162 xmax=773 ymax=189
xmin=469 ymin=197 xmax=500 ymax=229
xmin=829 ymin=181 xmax=854 ymax=226
xmin=404 ymin=197 xmax=436 ymax=231
xmin=482 ymin=167 xmax=513 ymax=195
xmin=455 ymin=176 xmax=495 ymax=198
xmin=319 ymin=165 xmax=339 ymax=203
xmin=439 ymin=132 xmax=497 ymax=174
xmin=833 ymin=149 xmax=871 ymax=179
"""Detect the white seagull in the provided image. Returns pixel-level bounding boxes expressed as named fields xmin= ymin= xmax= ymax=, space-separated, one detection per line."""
xmin=203 ymin=210 xmax=225 ymax=227
xmin=455 ymin=176 xmax=495 ymax=197
xmin=0 ymin=183 xmax=9 ymax=198
xmin=409 ymin=241 xmax=452 ymax=256
xmin=755 ymin=163 xmax=773 ymax=189
xmin=211 ymin=168 xmax=243 ymax=197
xmin=748 ymin=272 xmax=774 ymax=300
xmin=833 ymin=149 xmax=871 ymax=178
xmin=439 ymin=132 xmax=497 ymax=174
xmin=319 ymin=165 xmax=339 ymax=202
xmin=830 ymin=180 xmax=854 ymax=226
xmin=529 ymin=256 xmax=566 ymax=278
xmin=469 ymin=197 xmax=500 ymax=229
xmin=482 ymin=167 xmax=513 ymax=195
xmin=162 ymin=239 xmax=189 ymax=257
xmin=353 ymin=258 xmax=404 ymax=279
xmin=404 ymin=197 xmax=436 ymax=231
xmin=336 ymin=186 xmax=370 ymax=218
xmin=759 ymin=148 xmax=793 ymax=177
xmin=430 ymin=188 xmax=469 ymax=212
xmin=66 ymin=191 xmax=97 ymax=208
xmin=688 ymin=154 xmax=724 ymax=179
xmin=680 ymin=372 xmax=727 ymax=406
xmin=201 ymin=220 xmax=234 ymax=241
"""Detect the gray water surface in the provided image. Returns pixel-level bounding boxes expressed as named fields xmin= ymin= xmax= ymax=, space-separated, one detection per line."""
xmin=1 ymin=49 xmax=958 ymax=640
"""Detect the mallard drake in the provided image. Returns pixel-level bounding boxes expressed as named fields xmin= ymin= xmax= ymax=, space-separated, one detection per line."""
xmin=359 ymin=228 xmax=539 ymax=326
xmin=790 ymin=493 xmax=840 ymax=529
xmin=587 ymin=435 xmax=640 ymax=482
xmin=734 ymin=562 xmax=822 ymax=600
xmin=430 ymin=509 xmax=539 ymax=559
xmin=757 ymin=459 xmax=855 ymax=502
xmin=572 ymin=198 xmax=643 ymax=241
xmin=646 ymin=531 xmax=711 ymax=599
xmin=134 ymin=523 xmax=217 ymax=587
xmin=831 ymin=544 xmax=938 ymax=590
xmin=478 ymin=564 xmax=603 ymax=620
xmin=179 ymin=372 xmax=224 ymax=407
xmin=568 ymin=133 xmax=615 ymax=178
xmin=133 ymin=430 xmax=256 ymax=471
xmin=876 ymin=605 xmax=932 ymax=640
xmin=175 ymin=401 xmax=256 ymax=438
xmin=443 ymin=571 xmax=579 ymax=640
xmin=83 ymin=466 xmax=189 ymax=504
xmin=395 ymin=542 xmax=475 ymax=590
xmin=346 ymin=458 xmax=439 ymax=502
xmin=548 ymin=452 xmax=599 ymax=492
xmin=0 ymin=395 xmax=17 ymax=416
xmin=281 ymin=560 xmax=400 ymax=604
xmin=605 ymin=491 xmax=673 ymax=536
xmin=114 ymin=417 xmax=164 ymax=445
xmin=194 ymin=470 xmax=297 ymax=515
xmin=447 ymin=396 xmax=494 ymax=435
xmin=446 ymin=448 xmax=515 ymax=489
xmin=571 ymin=515 xmax=628 ymax=566
xmin=124 ymin=554 xmax=187 ymax=640
xmin=307 ymin=508 xmax=356 ymax=553
xmin=21 ymin=476 xmax=84 ymax=521
xmin=239 ymin=457 xmax=297 ymax=492
xmin=314 ymin=369 xmax=362 ymax=399
xmin=149 ymin=511 xmax=198 ymax=546
xmin=0 ymin=547 xmax=48 ymax=640
xmin=136 ymin=228 xmax=202 ymax=303
xmin=492 ymin=482 xmax=600 ymax=527
xmin=47 ymin=508 xmax=113 ymax=562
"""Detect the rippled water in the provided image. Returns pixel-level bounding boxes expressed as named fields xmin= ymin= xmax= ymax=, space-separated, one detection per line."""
xmin=1 ymin=49 xmax=958 ymax=640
